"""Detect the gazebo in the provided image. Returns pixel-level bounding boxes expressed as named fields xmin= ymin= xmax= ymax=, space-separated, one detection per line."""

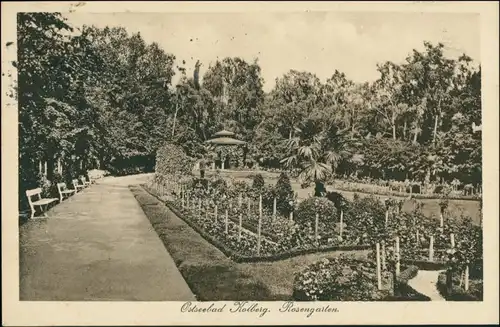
xmin=205 ymin=130 xmax=246 ymax=170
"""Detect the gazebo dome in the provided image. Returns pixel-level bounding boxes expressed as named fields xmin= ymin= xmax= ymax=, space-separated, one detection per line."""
xmin=205 ymin=137 xmax=246 ymax=145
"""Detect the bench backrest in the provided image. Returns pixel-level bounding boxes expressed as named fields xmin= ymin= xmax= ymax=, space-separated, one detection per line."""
xmin=57 ymin=182 xmax=67 ymax=191
xmin=72 ymin=179 xmax=79 ymax=186
xmin=26 ymin=188 xmax=42 ymax=208
xmin=26 ymin=188 xmax=42 ymax=197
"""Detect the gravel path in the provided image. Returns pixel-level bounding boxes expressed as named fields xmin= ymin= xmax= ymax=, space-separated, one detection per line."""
xmin=407 ymin=270 xmax=446 ymax=301
xmin=19 ymin=174 xmax=195 ymax=301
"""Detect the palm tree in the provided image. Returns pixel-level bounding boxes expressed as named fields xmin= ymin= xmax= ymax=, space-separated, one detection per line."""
xmin=280 ymin=118 xmax=351 ymax=196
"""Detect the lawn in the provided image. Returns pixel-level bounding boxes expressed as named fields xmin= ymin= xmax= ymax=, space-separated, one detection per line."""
xmin=130 ymin=185 xmax=370 ymax=300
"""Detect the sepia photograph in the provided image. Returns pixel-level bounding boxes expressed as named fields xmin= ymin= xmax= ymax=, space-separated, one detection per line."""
xmin=2 ymin=1 xmax=498 ymax=326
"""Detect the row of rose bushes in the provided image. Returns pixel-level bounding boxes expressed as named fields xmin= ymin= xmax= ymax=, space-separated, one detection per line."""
xmin=165 ymin=197 xmax=372 ymax=260
xmin=149 ymin=172 xmax=481 ymax=265
xmin=292 ymin=255 xmax=431 ymax=301
xmin=177 ymin=187 xmax=481 ymax=264
xmin=145 ymin=183 xmax=373 ymax=261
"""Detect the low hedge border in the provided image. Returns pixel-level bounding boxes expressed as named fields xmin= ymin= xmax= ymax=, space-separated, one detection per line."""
xmin=400 ymin=259 xmax=447 ymax=270
xmin=331 ymin=186 xmax=481 ymax=202
xmin=436 ymin=271 xmax=482 ymax=301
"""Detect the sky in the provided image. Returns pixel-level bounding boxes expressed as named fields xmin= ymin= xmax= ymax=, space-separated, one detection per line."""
xmin=63 ymin=11 xmax=480 ymax=91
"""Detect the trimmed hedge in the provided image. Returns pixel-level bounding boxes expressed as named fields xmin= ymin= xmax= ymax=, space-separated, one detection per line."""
xmin=400 ymin=259 xmax=448 ymax=271
xmin=155 ymin=143 xmax=194 ymax=176
xmin=334 ymin=185 xmax=482 ymax=202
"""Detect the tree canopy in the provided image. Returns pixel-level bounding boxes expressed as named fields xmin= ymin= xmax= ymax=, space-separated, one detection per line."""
xmin=15 ymin=13 xmax=482 ymax=205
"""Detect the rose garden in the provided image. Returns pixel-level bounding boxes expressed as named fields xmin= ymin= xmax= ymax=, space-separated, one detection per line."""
xmin=132 ymin=142 xmax=483 ymax=302
xmin=16 ymin=13 xmax=483 ymax=302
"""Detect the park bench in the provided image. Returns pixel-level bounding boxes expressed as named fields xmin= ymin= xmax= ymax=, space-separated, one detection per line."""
xmin=79 ymin=176 xmax=91 ymax=187
xmin=26 ymin=188 xmax=58 ymax=219
xmin=72 ymin=179 xmax=86 ymax=192
xmin=57 ymin=182 xmax=76 ymax=202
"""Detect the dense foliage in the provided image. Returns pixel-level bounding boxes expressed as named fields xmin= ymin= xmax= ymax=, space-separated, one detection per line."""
xmin=155 ymin=143 xmax=194 ymax=177
xmin=15 ymin=13 xmax=482 ymax=210
xmin=293 ymin=256 xmax=391 ymax=301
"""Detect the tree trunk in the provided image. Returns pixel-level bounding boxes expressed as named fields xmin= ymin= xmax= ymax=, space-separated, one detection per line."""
xmin=351 ymin=107 xmax=355 ymax=133
xmin=171 ymin=101 xmax=179 ymax=137
xmin=413 ymin=125 xmax=419 ymax=144
xmin=47 ymin=159 xmax=54 ymax=180
xmin=403 ymin=120 xmax=407 ymax=140
xmin=392 ymin=114 xmax=396 ymax=140
xmin=433 ymin=114 xmax=439 ymax=144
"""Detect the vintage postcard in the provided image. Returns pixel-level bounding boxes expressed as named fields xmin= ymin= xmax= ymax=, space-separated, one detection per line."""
xmin=2 ymin=1 xmax=499 ymax=326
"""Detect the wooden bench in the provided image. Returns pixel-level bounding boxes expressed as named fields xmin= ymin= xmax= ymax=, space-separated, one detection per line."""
xmin=57 ymin=182 xmax=76 ymax=202
xmin=72 ymin=179 xmax=85 ymax=192
xmin=26 ymin=188 xmax=58 ymax=219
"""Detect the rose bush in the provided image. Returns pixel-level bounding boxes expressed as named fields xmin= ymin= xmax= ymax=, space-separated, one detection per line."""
xmin=293 ymin=256 xmax=391 ymax=301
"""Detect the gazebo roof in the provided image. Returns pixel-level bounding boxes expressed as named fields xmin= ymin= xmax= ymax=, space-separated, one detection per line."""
xmin=213 ymin=129 xmax=235 ymax=137
xmin=205 ymin=137 xmax=246 ymax=145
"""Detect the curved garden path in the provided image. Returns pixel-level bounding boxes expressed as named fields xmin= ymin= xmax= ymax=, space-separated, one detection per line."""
xmin=407 ymin=270 xmax=446 ymax=301
xmin=19 ymin=173 xmax=195 ymax=301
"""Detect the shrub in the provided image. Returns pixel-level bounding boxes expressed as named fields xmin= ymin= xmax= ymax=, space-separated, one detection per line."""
xmin=325 ymin=191 xmax=347 ymax=211
xmin=39 ymin=173 xmax=52 ymax=198
xmin=293 ymin=256 xmax=390 ymax=301
xmin=295 ymin=197 xmax=337 ymax=225
xmin=232 ymin=180 xmax=250 ymax=194
xmin=155 ymin=143 xmax=194 ymax=177
xmin=48 ymin=172 xmax=65 ymax=198
xmin=436 ymin=270 xmax=483 ymax=301
xmin=274 ymin=172 xmax=295 ymax=216
xmin=342 ymin=195 xmax=386 ymax=244
xmin=260 ymin=184 xmax=278 ymax=213
xmin=252 ymin=173 xmax=265 ymax=190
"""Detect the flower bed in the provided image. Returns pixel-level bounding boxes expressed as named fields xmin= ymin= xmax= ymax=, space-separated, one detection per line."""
xmin=436 ymin=270 xmax=483 ymax=301
xmin=292 ymin=256 xmax=393 ymax=301
xmin=292 ymin=256 xmax=432 ymax=301
xmin=145 ymin=172 xmax=482 ymax=268
xmin=166 ymin=200 xmax=371 ymax=263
